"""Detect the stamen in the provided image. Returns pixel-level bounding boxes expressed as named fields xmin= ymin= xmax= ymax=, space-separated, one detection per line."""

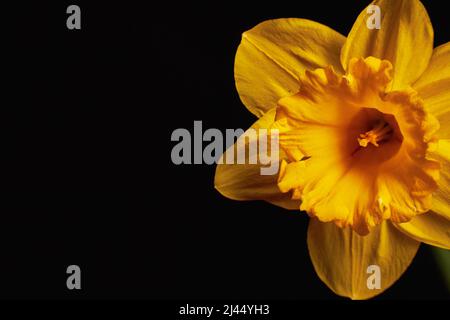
xmin=358 ymin=120 xmax=393 ymax=148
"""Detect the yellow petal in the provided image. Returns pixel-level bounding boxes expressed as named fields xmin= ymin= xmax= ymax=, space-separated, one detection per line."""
xmin=235 ymin=18 xmax=345 ymax=117
xmin=341 ymin=0 xmax=433 ymax=89
xmin=214 ymin=108 xmax=300 ymax=210
xmin=277 ymin=159 xmax=305 ymax=193
xmin=394 ymin=212 xmax=450 ymax=249
xmin=307 ymin=218 xmax=420 ymax=299
xmin=413 ymin=43 xmax=450 ymax=139
xmin=429 ymin=139 xmax=450 ymax=219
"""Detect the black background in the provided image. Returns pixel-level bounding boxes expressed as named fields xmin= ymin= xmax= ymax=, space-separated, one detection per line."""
xmin=3 ymin=0 xmax=449 ymax=300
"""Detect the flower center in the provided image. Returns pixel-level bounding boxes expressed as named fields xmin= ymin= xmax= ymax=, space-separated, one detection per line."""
xmin=349 ymin=109 xmax=404 ymax=162
xmin=358 ymin=120 xmax=392 ymax=148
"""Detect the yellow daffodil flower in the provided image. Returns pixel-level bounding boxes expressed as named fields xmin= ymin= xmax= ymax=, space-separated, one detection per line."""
xmin=214 ymin=0 xmax=450 ymax=299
